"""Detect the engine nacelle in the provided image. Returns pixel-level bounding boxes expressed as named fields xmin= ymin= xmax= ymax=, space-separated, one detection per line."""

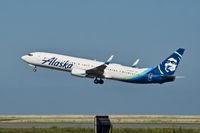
xmin=71 ymin=68 xmax=86 ymax=77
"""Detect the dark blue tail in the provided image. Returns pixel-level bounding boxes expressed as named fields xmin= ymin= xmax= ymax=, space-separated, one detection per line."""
xmin=151 ymin=48 xmax=185 ymax=76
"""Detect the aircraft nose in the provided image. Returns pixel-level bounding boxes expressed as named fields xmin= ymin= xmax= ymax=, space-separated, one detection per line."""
xmin=21 ymin=55 xmax=28 ymax=61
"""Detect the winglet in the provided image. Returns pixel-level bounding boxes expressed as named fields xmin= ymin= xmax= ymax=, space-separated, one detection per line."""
xmin=132 ymin=59 xmax=140 ymax=67
xmin=105 ymin=55 xmax=114 ymax=65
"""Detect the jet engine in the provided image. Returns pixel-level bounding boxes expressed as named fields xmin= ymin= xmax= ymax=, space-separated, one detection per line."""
xmin=71 ymin=68 xmax=86 ymax=77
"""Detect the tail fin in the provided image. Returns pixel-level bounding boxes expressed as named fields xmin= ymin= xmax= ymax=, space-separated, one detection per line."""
xmin=152 ymin=48 xmax=185 ymax=75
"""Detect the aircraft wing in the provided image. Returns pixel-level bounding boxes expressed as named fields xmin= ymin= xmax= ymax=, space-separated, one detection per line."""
xmin=86 ymin=55 xmax=114 ymax=78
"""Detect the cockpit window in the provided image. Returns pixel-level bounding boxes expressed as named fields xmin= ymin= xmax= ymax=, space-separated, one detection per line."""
xmin=28 ymin=53 xmax=33 ymax=56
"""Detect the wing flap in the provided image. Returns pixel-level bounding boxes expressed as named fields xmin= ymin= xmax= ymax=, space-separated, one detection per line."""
xmin=86 ymin=64 xmax=107 ymax=77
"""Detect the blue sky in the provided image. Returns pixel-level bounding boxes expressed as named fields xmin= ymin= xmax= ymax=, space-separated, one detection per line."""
xmin=0 ymin=0 xmax=199 ymax=115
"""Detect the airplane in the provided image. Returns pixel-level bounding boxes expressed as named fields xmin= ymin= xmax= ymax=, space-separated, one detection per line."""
xmin=21 ymin=48 xmax=185 ymax=84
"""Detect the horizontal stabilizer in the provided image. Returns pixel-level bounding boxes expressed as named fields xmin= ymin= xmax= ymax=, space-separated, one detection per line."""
xmin=175 ymin=76 xmax=185 ymax=79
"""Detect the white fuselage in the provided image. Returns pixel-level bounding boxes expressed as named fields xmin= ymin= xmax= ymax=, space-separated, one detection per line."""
xmin=22 ymin=48 xmax=185 ymax=84
xmin=21 ymin=52 xmax=149 ymax=82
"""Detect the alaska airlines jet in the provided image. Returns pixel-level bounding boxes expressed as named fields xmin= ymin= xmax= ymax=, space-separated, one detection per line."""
xmin=21 ymin=48 xmax=185 ymax=84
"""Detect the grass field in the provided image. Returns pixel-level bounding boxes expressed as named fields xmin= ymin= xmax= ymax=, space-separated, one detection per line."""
xmin=1 ymin=115 xmax=200 ymax=123
xmin=1 ymin=127 xmax=200 ymax=133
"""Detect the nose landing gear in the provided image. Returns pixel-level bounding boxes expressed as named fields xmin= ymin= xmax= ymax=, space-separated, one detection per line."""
xmin=94 ymin=78 xmax=104 ymax=84
xmin=28 ymin=64 xmax=37 ymax=72
xmin=33 ymin=66 xmax=37 ymax=72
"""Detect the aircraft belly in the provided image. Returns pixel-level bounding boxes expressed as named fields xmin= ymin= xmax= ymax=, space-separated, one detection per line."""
xmin=109 ymin=73 xmax=129 ymax=80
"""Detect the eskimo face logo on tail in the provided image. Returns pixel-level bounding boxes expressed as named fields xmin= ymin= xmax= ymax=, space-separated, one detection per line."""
xmin=164 ymin=58 xmax=177 ymax=72
xmin=42 ymin=57 xmax=73 ymax=69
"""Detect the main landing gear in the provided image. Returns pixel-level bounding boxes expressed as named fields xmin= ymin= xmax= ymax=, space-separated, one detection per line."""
xmin=94 ymin=78 xmax=104 ymax=84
